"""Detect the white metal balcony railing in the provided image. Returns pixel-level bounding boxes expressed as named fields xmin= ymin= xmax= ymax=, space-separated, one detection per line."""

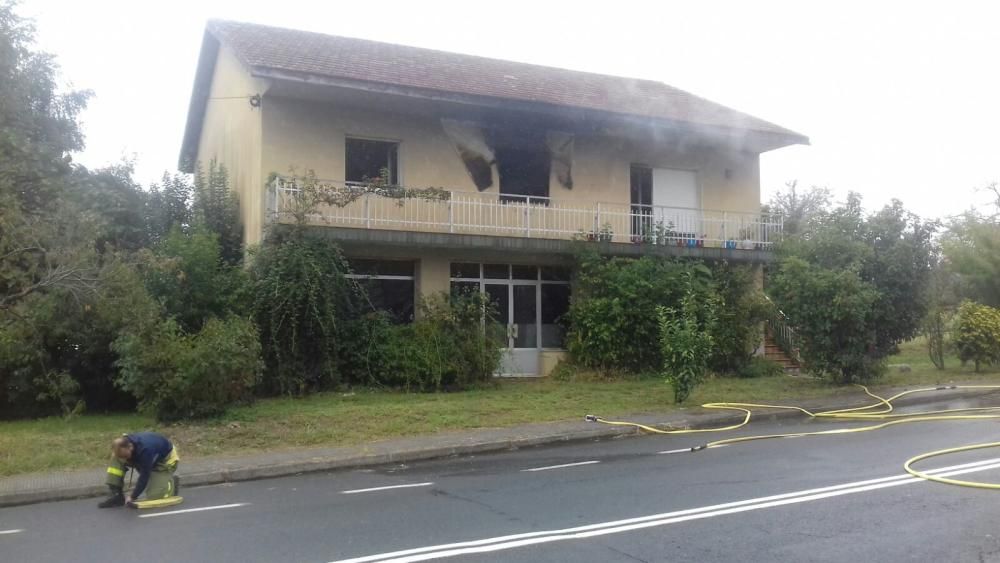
xmin=267 ymin=178 xmax=783 ymax=249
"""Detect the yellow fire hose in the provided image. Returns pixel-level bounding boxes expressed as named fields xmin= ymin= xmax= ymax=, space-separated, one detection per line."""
xmin=132 ymin=496 xmax=184 ymax=509
xmin=585 ymin=385 xmax=1000 ymax=489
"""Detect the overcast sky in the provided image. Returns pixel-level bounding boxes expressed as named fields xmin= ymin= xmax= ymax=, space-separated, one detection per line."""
xmin=18 ymin=0 xmax=1000 ymax=220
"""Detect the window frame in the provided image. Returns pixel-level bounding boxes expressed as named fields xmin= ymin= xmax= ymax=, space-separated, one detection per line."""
xmin=448 ymin=263 xmax=571 ymax=350
xmin=346 ymin=259 xmax=415 ymax=323
xmin=345 ymin=136 xmax=401 ymax=185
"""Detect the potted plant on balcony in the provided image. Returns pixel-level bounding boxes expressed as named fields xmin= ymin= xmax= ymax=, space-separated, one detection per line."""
xmin=598 ymin=222 xmax=614 ymax=243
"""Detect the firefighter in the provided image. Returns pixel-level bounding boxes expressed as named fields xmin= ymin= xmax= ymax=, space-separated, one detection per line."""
xmin=99 ymin=432 xmax=180 ymax=508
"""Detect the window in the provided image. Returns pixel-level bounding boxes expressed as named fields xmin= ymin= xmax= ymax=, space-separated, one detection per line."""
xmin=347 ymin=259 xmax=414 ymax=323
xmin=346 ymin=138 xmax=399 ymax=184
xmin=541 ymin=283 xmax=570 ymax=348
xmin=495 ymin=146 xmax=550 ymax=203
xmin=448 ymin=262 xmax=571 ymax=349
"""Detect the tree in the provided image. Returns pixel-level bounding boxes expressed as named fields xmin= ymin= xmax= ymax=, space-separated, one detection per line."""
xmin=767 ymin=181 xmax=832 ymax=236
xmin=942 ymin=210 xmax=1000 ymax=308
xmin=770 ymin=194 xmax=936 ymax=382
xmin=0 ymin=1 xmax=90 ymax=213
xmin=145 ymin=172 xmax=193 ymax=245
xmin=0 ymin=1 xmax=96 ymax=315
xmin=923 ymin=257 xmax=961 ymax=370
xmin=71 ymin=161 xmax=150 ymax=253
xmin=193 ymin=160 xmax=242 ymax=265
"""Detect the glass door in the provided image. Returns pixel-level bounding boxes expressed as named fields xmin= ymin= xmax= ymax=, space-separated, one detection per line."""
xmin=484 ymin=282 xmax=540 ymax=376
xmin=509 ymin=283 xmax=540 ymax=375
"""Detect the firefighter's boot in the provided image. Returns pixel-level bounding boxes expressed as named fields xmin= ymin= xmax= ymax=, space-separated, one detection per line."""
xmin=98 ymin=486 xmax=125 ymax=508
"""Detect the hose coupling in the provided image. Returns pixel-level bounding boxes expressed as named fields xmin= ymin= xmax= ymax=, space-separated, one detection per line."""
xmin=691 ymin=444 xmax=708 ymax=452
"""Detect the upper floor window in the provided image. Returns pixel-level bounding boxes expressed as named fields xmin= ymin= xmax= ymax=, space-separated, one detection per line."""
xmin=496 ymin=146 xmax=550 ymax=204
xmin=346 ymin=138 xmax=399 ymax=185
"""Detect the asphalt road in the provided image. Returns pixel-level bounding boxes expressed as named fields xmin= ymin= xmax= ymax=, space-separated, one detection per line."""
xmin=5 ymin=395 xmax=1000 ymax=562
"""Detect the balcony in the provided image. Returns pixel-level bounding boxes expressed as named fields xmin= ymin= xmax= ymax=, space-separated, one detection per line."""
xmin=267 ymin=177 xmax=782 ymax=253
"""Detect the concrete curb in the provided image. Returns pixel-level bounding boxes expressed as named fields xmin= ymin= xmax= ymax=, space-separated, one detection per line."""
xmin=1 ymin=385 xmax=995 ymax=508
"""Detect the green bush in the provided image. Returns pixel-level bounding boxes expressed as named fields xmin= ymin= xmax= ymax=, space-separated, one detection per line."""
xmin=142 ymin=226 xmax=248 ymax=333
xmin=737 ymin=357 xmax=785 ymax=378
xmin=658 ymin=287 xmax=718 ymax=403
xmin=250 ymin=232 xmax=357 ymax=394
xmin=710 ymin=264 xmax=769 ymax=375
xmin=952 ymin=301 xmax=1000 ymax=371
xmin=0 ymin=259 xmax=157 ymax=419
xmin=114 ymin=316 xmax=262 ymax=421
xmin=341 ymin=292 xmax=504 ymax=391
xmin=566 ymin=251 xmax=713 ymax=373
xmin=768 ymin=256 xmax=882 ymax=383
xmin=770 ymin=195 xmax=935 ymax=383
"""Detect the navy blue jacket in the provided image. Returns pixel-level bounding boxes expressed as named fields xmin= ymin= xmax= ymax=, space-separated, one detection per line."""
xmin=125 ymin=432 xmax=173 ymax=498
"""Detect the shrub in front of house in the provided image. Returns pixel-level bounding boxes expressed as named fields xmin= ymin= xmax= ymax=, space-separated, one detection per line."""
xmin=565 ymin=252 xmax=715 ymax=374
xmin=249 ymin=231 xmax=359 ymax=395
xmin=709 ymin=264 xmax=770 ymax=375
xmin=113 ymin=316 xmax=262 ymax=421
xmin=341 ymin=292 xmax=504 ymax=391
xmin=658 ymin=284 xmax=718 ymax=403
xmin=737 ymin=357 xmax=785 ymax=378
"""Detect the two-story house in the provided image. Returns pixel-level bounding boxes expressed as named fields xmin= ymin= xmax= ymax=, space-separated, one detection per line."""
xmin=179 ymin=20 xmax=808 ymax=376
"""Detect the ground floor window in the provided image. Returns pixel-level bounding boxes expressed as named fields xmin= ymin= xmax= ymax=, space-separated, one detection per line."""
xmin=449 ymin=263 xmax=571 ymax=349
xmin=347 ymin=259 xmax=415 ymax=323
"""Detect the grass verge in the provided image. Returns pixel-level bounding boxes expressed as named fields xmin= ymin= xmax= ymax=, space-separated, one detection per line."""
xmin=2 ymin=338 xmax=998 ymax=478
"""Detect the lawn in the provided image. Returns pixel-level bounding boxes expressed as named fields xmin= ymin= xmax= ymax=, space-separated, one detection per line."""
xmin=2 ymin=339 xmax=998 ymax=478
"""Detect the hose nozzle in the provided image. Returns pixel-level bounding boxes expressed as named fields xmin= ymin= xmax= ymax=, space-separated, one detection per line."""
xmin=584 ymin=414 xmax=599 ymax=423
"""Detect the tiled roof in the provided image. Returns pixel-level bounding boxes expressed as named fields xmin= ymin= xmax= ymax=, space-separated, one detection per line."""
xmin=207 ymin=20 xmax=806 ymax=140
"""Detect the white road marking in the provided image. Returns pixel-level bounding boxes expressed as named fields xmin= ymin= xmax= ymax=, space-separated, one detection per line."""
xmin=659 ymin=444 xmax=729 ymax=454
xmin=0 ymin=529 xmax=23 ymax=535
xmin=328 ymin=456 xmax=1000 ymax=563
xmin=138 ymin=503 xmax=249 ymax=519
xmin=341 ymin=482 xmax=434 ymax=495
xmin=521 ymin=461 xmax=600 ymax=472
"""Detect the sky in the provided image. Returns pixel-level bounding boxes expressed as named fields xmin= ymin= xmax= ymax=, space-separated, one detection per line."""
xmin=17 ymin=0 xmax=1000 ymax=221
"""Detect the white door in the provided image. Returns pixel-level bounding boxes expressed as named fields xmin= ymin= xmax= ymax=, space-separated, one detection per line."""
xmin=652 ymin=169 xmax=701 ymax=236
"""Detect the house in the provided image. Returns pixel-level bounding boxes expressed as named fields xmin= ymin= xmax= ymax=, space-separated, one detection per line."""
xmin=179 ymin=20 xmax=808 ymax=376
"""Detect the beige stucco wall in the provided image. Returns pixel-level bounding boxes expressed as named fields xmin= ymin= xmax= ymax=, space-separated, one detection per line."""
xmin=195 ymin=45 xmax=270 ymax=246
xmin=260 ymin=97 xmax=760 ymax=213
xmin=415 ymin=255 xmax=450 ymax=303
xmin=540 ymin=350 xmax=567 ymax=377
xmin=262 ymin=97 xmax=477 ymax=190
xmin=260 ymin=95 xmax=763 ymax=245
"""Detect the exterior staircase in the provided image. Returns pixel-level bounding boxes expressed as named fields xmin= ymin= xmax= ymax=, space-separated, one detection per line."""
xmin=764 ymin=331 xmax=801 ymax=373
xmin=763 ymin=295 xmax=803 ymax=374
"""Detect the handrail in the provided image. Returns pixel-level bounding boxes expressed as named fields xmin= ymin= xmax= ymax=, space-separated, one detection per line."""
xmin=267 ymin=176 xmax=783 ymax=248
xmin=271 ymin=177 xmax=786 ymax=219
xmin=763 ymin=294 xmax=802 ymax=365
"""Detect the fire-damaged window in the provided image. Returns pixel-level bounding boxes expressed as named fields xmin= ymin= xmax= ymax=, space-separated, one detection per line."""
xmin=495 ymin=146 xmax=550 ymax=204
xmin=346 ymin=138 xmax=399 ymax=184
xmin=347 ymin=259 xmax=414 ymax=323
